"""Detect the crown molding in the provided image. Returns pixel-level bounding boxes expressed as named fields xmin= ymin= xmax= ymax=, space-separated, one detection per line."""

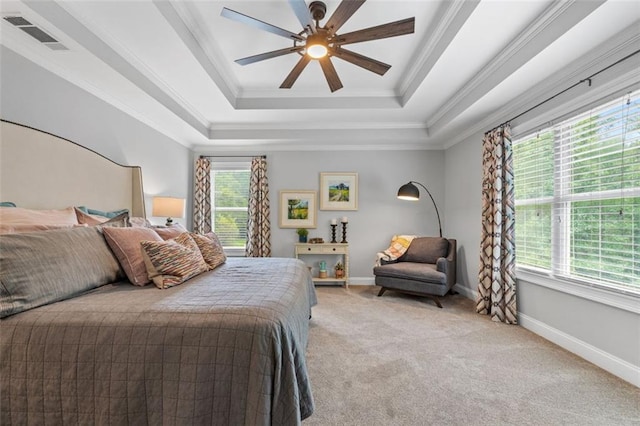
xmin=235 ymin=94 xmax=402 ymax=110
xmin=399 ymin=0 xmax=480 ymax=106
xmin=427 ymin=0 xmax=606 ymax=136
xmin=438 ymin=27 xmax=640 ymax=150
xmin=207 ymin=124 xmax=429 ymax=144
xmin=23 ymin=0 xmax=210 ymax=138
xmin=154 ymin=0 xmax=239 ymax=107
xmin=192 ymin=139 xmax=441 ymax=152
xmin=0 ymin=16 xmax=192 ymax=149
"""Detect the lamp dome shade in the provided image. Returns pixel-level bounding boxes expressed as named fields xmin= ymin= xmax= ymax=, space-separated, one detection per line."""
xmin=397 ymin=182 xmax=420 ymax=200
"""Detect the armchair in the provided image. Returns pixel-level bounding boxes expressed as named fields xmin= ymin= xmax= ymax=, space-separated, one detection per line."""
xmin=373 ymin=237 xmax=456 ymax=308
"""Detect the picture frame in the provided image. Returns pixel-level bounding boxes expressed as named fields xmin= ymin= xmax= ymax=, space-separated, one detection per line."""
xmin=320 ymin=172 xmax=358 ymax=211
xmin=279 ymin=190 xmax=317 ymax=228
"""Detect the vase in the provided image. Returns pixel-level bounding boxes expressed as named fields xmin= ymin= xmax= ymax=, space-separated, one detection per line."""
xmin=299 ymin=235 xmax=307 ymax=243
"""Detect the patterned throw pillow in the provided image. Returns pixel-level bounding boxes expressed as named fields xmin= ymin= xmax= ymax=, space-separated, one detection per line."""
xmin=190 ymin=232 xmax=227 ymax=270
xmin=141 ymin=232 xmax=209 ymax=289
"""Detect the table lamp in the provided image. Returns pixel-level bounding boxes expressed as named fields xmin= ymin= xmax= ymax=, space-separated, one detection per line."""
xmin=152 ymin=196 xmax=185 ymax=226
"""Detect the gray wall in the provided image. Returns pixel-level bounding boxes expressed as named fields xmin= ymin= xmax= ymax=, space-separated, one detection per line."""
xmin=444 ymin=131 xmax=640 ymax=382
xmin=198 ymin=149 xmax=445 ymax=281
xmin=443 ymin=132 xmax=482 ymax=298
xmin=0 ymin=47 xmax=191 ymax=225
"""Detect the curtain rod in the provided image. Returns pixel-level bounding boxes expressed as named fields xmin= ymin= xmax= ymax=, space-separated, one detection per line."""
xmin=200 ymin=155 xmax=266 ymax=159
xmin=492 ymin=48 xmax=640 ymax=132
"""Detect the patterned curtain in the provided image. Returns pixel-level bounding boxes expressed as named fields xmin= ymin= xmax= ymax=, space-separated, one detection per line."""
xmin=193 ymin=157 xmax=212 ymax=235
xmin=476 ymin=124 xmax=517 ymax=324
xmin=245 ymin=157 xmax=271 ymax=257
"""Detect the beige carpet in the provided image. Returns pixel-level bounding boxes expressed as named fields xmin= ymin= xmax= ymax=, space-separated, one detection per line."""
xmin=304 ymin=286 xmax=640 ymax=425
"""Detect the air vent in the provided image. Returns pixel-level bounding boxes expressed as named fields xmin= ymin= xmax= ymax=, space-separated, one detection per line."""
xmin=19 ymin=26 xmax=57 ymax=43
xmin=4 ymin=16 xmax=31 ymax=26
xmin=3 ymin=14 xmax=68 ymax=51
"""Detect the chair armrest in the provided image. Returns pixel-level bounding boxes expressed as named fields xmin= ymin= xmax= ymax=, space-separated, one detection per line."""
xmin=380 ymin=258 xmax=398 ymax=265
xmin=436 ymin=257 xmax=449 ymax=273
xmin=437 ymin=239 xmax=457 ymax=290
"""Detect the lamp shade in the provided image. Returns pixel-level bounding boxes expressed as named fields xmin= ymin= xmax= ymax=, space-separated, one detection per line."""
xmin=397 ymin=182 xmax=420 ymax=200
xmin=396 ymin=181 xmax=442 ymax=237
xmin=152 ymin=197 xmax=185 ymax=219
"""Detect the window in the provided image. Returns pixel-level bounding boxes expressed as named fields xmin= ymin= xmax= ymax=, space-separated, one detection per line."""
xmin=210 ymin=161 xmax=250 ymax=254
xmin=513 ymin=91 xmax=639 ymax=294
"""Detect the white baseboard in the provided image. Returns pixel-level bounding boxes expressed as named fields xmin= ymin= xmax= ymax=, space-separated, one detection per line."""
xmin=453 ymin=283 xmax=476 ymax=300
xmin=351 ymin=280 xmax=480 ymax=296
xmin=348 ymin=277 xmax=375 ymax=286
xmin=519 ymin=313 xmax=640 ymax=388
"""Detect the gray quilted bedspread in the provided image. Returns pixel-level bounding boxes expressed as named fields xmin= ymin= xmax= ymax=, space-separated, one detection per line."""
xmin=0 ymin=257 xmax=317 ymax=425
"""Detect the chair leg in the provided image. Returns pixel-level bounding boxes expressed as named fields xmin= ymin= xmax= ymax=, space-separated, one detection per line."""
xmin=429 ymin=296 xmax=443 ymax=309
xmin=377 ymin=287 xmax=387 ymax=297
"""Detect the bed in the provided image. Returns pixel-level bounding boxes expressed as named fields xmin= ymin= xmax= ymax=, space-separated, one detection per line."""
xmin=0 ymin=120 xmax=316 ymax=425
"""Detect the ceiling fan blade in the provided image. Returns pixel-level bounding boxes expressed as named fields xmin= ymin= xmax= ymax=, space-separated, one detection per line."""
xmin=324 ymin=0 xmax=366 ymax=35
xmin=236 ymin=46 xmax=304 ymax=66
xmin=330 ymin=47 xmax=390 ymax=76
xmin=280 ymin=55 xmax=312 ymax=89
xmin=334 ymin=17 xmax=415 ymax=45
xmin=221 ymin=7 xmax=304 ymax=41
xmin=288 ymin=0 xmax=316 ymax=33
xmin=319 ymin=57 xmax=343 ymax=92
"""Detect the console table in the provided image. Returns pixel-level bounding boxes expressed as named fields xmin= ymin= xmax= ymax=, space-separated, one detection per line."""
xmin=295 ymin=243 xmax=349 ymax=288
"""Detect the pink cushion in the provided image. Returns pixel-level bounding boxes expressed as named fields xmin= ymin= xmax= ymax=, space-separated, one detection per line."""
xmin=0 ymin=206 xmax=78 ymax=226
xmin=0 ymin=206 xmax=80 ymax=234
xmin=130 ymin=217 xmax=152 ymax=228
xmin=154 ymin=223 xmax=188 ymax=240
xmin=0 ymin=223 xmax=87 ymax=235
xmin=74 ymin=207 xmax=108 ymax=225
xmin=103 ymin=227 xmax=162 ymax=286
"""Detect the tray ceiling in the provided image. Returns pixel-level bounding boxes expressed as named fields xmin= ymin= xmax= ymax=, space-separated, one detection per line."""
xmin=1 ymin=0 xmax=639 ymax=150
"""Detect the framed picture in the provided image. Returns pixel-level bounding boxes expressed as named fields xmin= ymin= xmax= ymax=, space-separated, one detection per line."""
xmin=279 ymin=190 xmax=317 ymax=228
xmin=320 ymin=172 xmax=358 ymax=211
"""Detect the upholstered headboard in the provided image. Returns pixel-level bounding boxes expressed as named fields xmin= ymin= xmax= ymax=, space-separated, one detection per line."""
xmin=0 ymin=120 xmax=146 ymax=217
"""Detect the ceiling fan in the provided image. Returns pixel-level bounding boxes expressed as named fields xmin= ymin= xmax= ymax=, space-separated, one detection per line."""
xmin=221 ymin=0 xmax=415 ymax=92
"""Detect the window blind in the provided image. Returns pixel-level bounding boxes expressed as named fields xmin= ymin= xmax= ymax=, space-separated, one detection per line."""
xmin=514 ymin=91 xmax=639 ymax=293
xmin=210 ymin=162 xmax=251 ymax=251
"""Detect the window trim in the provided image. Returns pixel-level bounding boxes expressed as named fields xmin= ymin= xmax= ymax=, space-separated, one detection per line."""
xmin=517 ymin=268 xmax=640 ymax=314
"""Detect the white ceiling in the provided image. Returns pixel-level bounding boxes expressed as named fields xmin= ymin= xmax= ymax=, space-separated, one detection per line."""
xmin=1 ymin=0 xmax=639 ymax=151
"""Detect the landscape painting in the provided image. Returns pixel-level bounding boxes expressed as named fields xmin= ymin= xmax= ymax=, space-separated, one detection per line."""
xmin=320 ymin=173 xmax=358 ymax=210
xmin=279 ymin=190 xmax=317 ymax=228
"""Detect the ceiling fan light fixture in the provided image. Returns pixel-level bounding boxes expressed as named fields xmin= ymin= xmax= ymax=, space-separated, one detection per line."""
xmin=305 ymin=32 xmax=328 ymax=59
xmin=306 ymin=43 xmax=327 ymax=58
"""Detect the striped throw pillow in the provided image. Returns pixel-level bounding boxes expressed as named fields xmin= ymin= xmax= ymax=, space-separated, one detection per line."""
xmin=190 ymin=232 xmax=227 ymax=270
xmin=141 ymin=232 xmax=209 ymax=289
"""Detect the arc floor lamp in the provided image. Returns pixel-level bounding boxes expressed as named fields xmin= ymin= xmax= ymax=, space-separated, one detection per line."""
xmin=397 ymin=181 xmax=442 ymax=237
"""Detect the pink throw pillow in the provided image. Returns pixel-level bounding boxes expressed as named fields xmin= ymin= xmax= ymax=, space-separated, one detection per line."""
xmin=103 ymin=227 xmax=162 ymax=286
xmin=74 ymin=207 xmax=108 ymax=225
xmin=0 ymin=206 xmax=78 ymax=226
xmin=154 ymin=223 xmax=188 ymax=240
